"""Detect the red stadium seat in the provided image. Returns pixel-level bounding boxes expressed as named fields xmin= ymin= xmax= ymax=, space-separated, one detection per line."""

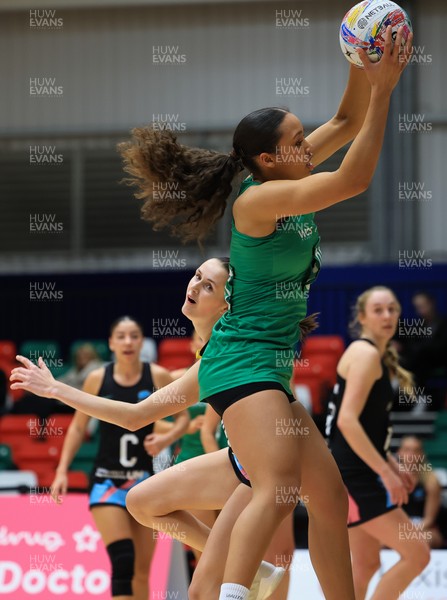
xmin=13 ymin=438 xmax=61 ymax=463
xmin=66 ymin=470 xmax=89 ymax=489
xmin=294 ymin=355 xmax=338 ymax=386
xmin=0 ymin=415 xmax=72 ymax=453
xmin=304 ymin=354 xmax=339 ymax=388
xmin=0 ymin=414 xmax=36 ymax=435
xmin=26 ymin=466 xmax=56 ymax=488
xmin=39 ymin=414 xmax=73 ymax=449
xmin=293 ymin=358 xmax=336 ymax=415
xmin=0 ymin=358 xmax=26 ymax=402
xmin=44 ymin=414 xmax=74 ymax=436
xmin=0 ymin=340 xmax=17 ymax=364
xmin=293 ymin=373 xmax=326 ymax=415
xmin=0 ymin=359 xmax=13 ymax=379
xmin=12 ymin=440 xmax=61 ymax=484
xmin=34 ymin=470 xmax=57 ymax=489
xmin=157 ymin=338 xmax=195 ymax=370
xmin=301 ymin=335 xmax=345 ymax=361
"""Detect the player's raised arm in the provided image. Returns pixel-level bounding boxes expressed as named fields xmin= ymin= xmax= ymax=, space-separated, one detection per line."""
xmin=10 ymin=355 xmax=200 ymax=431
xmin=307 ymin=64 xmax=371 ymax=167
xmin=241 ymin=27 xmax=413 ymax=222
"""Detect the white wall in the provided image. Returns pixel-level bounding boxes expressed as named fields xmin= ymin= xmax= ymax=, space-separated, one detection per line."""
xmin=1 ymin=0 xmax=445 ymax=260
xmin=1 ymin=0 xmax=356 ymax=134
xmin=416 ymin=0 xmax=447 ymax=258
xmin=288 ymin=550 xmax=447 ymax=599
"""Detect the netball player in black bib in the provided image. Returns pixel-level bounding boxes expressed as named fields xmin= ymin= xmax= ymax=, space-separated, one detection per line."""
xmin=50 ymin=316 xmax=189 ymax=600
xmin=326 ymin=287 xmax=430 ymax=600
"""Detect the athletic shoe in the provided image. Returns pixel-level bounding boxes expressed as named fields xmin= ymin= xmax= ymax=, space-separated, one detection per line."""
xmin=248 ymin=562 xmax=285 ymax=600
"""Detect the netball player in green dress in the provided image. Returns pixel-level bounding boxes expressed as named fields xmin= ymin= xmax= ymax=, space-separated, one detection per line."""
xmin=11 ymin=26 xmax=413 ymax=600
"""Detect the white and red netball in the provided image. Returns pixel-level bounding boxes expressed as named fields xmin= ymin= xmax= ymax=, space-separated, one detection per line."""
xmin=340 ymin=0 xmax=412 ymax=67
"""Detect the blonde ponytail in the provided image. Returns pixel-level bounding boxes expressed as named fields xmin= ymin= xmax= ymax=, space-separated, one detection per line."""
xmin=383 ymin=341 xmax=414 ymax=392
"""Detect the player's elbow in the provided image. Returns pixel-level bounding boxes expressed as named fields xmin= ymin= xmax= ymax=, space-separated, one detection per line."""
xmin=346 ymin=175 xmax=369 ymax=196
xmin=353 ymin=177 xmax=370 ymax=195
xmin=333 ymin=114 xmax=361 ymax=142
xmin=333 ymin=171 xmax=369 ymax=201
xmin=125 ymin=407 xmax=141 ymax=432
xmin=125 ymin=419 xmax=138 ymax=432
xmin=341 ymin=177 xmax=369 ymax=199
xmin=336 ymin=413 xmax=355 ymax=433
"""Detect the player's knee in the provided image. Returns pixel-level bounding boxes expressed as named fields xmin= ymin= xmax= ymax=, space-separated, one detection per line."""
xmin=307 ymin=467 xmax=347 ymax=521
xmin=410 ymin=541 xmax=430 ymax=574
xmin=188 ymin=578 xmax=201 ymax=600
xmin=270 ymin=475 xmax=301 ymax=519
xmin=106 ymin=538 xmax=135 ymax=597
xmin=125 ymin=486 xmax=138 ymax=514
xmin=126 ymin=486 xmax=149 ymax=523
xmin=398 ymin=537 xmax=430 ymax=575
xmin=353 ymin=555 xmax=381 ymax=584
xmin=126 ymin=484 xmax=165 ymax=522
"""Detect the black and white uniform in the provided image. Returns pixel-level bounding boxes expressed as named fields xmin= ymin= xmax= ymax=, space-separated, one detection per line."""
xmin=89 ymin=362 xmax=154 ymax=509
xmin=326 ymin=339 xmax=396 ymax=527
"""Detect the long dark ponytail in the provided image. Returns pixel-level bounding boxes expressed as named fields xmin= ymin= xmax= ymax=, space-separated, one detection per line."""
xmin=118 ymin=108 xmax=289 ymax=242
xmin=299 ymin=313 xmax=319 ymax=341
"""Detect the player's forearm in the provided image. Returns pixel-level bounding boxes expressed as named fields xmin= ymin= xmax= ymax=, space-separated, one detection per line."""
xmin=154 ymin=420 xmax=175 ymax=434
xmin=164 ymin=410 xmax=190 ymax=445
xmin=338 ymin=87 xmax=391 ymax=190
xmin=55 ymin=426 xmax=85 ymax=474
xmin=49 ymin=377 xmax=195 ymax=431
xmin=201 ymin=430 xmax=219 ymax=453
xmin=335 ymin=65 xmax=371 ymax=133
xmin=386 ymin=452 xmax=401 ymax=474
xmin=50 ymin=381 xmax=139 ymax=429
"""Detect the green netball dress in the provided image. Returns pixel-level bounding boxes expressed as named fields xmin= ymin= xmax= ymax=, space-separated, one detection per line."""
xmin=176 ymin=403 xmax=228 ymax=462
xmin=175 ymin=402 xmax=206 ymax=463
xmin=198 ymin=175 xmax=322 ymax=402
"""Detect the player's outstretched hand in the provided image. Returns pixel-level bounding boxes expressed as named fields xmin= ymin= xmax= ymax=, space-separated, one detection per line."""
xmin=143 ymin=432 xmax=172 ymax=457
xmin=357 ymin=25 xmax=413 ymax=93
xmin=189 ymin=415 xmax=205 ymax=434
xmin=10 ymin=355 xmax=56 ymax=398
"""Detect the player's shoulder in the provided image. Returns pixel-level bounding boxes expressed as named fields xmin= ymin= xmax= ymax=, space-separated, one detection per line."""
xmin=84 ymin=366 xmax=107 ymax=386
xmin=346 ymin=339 xmax=382 ymax=365
xmin=149 ymin=362 xmax=174 ymax=386
xmin=425 ymin=471 xmax=441 ymax=491
xmin=233 ymin=180 xmax=262 ymax=212
xmin=149 ymin=362 xmax=169 ymax=377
